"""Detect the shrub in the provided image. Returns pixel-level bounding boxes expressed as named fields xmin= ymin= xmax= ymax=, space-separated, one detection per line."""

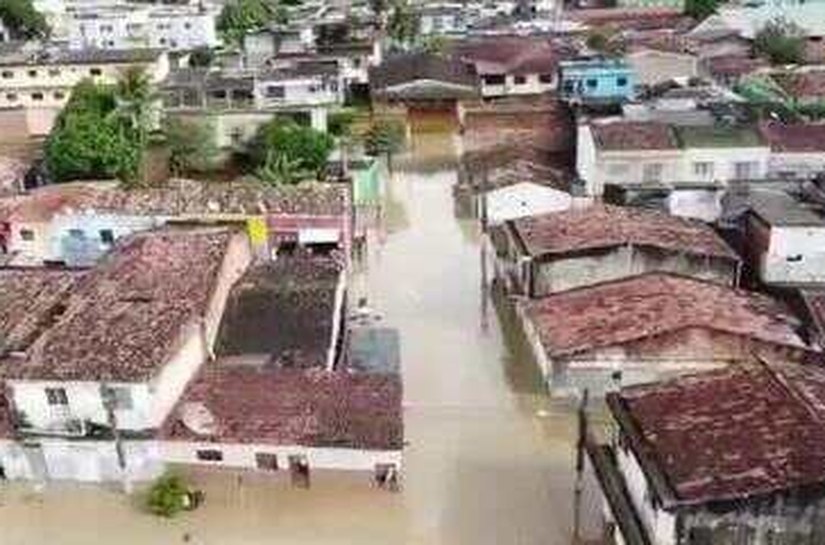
xmin=146 ymin=473 xmax=189 ymax=518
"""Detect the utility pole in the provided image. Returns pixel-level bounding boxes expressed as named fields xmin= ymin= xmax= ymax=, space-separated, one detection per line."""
xmin=101 ymin=384 xmax=131 ymax=494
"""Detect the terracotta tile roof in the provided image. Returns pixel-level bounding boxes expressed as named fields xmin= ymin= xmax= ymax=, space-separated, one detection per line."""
xmin=609 ymin=363 xmax=825 ymax=507
xmin=565 ymin=7 xmax=692 ymax=31
xmin=215 ymin=256 xmax=342 ymax=369
xmin=510 ymin=204 xmax=738 ymax=260
xmin=591 ymin=122 xmax=679 ymax=151
xmin=0 ymin=180 xmax=349 ymax=223
xmin=803 ymin=290 xmax=825 ymax=345
xmin=758 ymin=122 xmax=825 ymax=152
xmin=453 ymin=37 xmax=558 ymax=75
xmin=525 ymin=273 xmax=806 ymax=357
xmin=704 ymin=54 xmax=766 ymax=78
xmin=0 ymin=268 xmax=83 ymax=355
xmin=6 ymin=229 xmax=234 ymax=382
xmin=161 ymin=367 xmax=403 ymax=450
xmin=773 ymin=71 xmax=825 ymax=100
xmin=369 ymin=52 xmax=478 ymax=92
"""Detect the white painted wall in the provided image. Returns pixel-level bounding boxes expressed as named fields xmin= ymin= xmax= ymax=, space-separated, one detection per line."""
xmin=616 ymin=445 xmax=678 ymax=545
xmin=762 ymin=225 xmax=825 ymax=284
xmin=768 ymin=151 xmax=825 ymax=179
xmin=480 ymin=73 xmax=556 ymax=98
xmin=484 ymin=182 xmax=573 ymax=225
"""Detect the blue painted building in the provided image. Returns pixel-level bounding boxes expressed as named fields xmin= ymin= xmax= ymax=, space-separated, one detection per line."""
xmin=558 ymin=58 xmax=635 ymax=104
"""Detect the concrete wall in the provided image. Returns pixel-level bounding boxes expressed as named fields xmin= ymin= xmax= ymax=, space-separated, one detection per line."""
xmin=162 ymin=441 xmax=402 ymax=472
xmin=761 ymin=225 xmax=825 ymax=284
xmin=768 ymin=151 xmax=825 ymax=180
xmin=6 ymin=220 xmax=51 ymax=265
xmin=480 ymin=73 xmax=556 ymax=98
xmin=530 ymin=246 xmax=737 ymax=296
xmin=626 ymin=50 xmax=698 ymax=87
xmin=49 ymin=212 xmax=162 ymax=266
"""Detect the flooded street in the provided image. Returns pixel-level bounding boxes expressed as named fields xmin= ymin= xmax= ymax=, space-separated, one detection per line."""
xmin=0 ymin=131 xmax=585 ymax=545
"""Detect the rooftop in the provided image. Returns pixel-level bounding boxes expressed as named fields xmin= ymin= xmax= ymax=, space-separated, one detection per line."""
xmin=745 ymin=191 xmax=825 ymax=227
xmin=5 ymin=229 xmax=234 ymax=382
xmin=525 ymin=273 xmax=806 ymax=358
xmin=160 ymin=367 xmax=403 ymax=450
xmin=674 ymin=125 xmax=764 ymax=148
xmin=452 ymin=37 xmax=558 ymax=75
xmin=773 ymin=71 xmax=825 ymax=99
xmin=215 ymin=256 xmax=342 ymax=369
xmin=758 ymin=122 xmax=825 ymax=153
xmin=369 ymin=52 xmax=478 ymax=96
xmin=510 ymin=204 xmax=738 ymax=260
xmin=0 ymin=269 xmax=83 ymax=355
xmin=591 ymin=122 xmax=679 ymax=151
xmin=609 ymin=363 xmax=825 ymax=508
xmin=0 ymin=44 xmax=164 ymax=67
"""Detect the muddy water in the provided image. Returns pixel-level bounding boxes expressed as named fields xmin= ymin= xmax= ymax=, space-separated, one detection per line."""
xmin=0 ymin=131 xmax=589 ymax=545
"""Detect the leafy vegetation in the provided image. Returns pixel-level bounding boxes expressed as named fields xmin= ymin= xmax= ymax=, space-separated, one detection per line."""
xmin=256 ymin=150 xmax=304 ymax=185
xmin=328 ymin=108 xmax=358 ymax=138
xmin=754 ymin=18 xmax=806 ymax=65
xmin=217 ymin=0 xmax=286 ymax=46
xmin=165 ymin=117 xmax=219 ymax=175
xmin=0 ymin=0 xmax=49 ymax=40
xmin=585 ymin=26 xmax=626 ymax=57
xmin=248 ymin=118 xmax=334 ymax=181
xmin=146 ymin=474 xmax=190 ymax=518
xmin=684 ymin=0 xmax=719 ymax=21
xmin=188 ymin=47 xmax=215 ymax=68
xmin=363 ymin=119 xmax=406 ymax=160
xmin=387 ymin=0 xmax=420 ymax=48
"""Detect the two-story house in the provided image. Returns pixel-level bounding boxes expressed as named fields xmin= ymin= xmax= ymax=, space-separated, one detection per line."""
xmin=0 ymin=228 xmax=252 ymax=482
xmin=0 ymin=45 xmax=169 ymax=139
xmin=559 ymin=58 xmax=635 ymax=105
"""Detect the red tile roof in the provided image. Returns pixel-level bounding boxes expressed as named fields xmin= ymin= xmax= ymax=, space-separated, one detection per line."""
xmin=0 ymin=268 xmax=83 ymax=355
xmin=758 ymin=122 xmax=825 ymax=153
xmin=510 ymin=204 xmax=738 ymax=260
xmin=704 ymin=54 xmax=766 ymax=78
xmin=525 ymin=273 xmax=806 ymax=357
xmin=565 ymin=7 xmax=692 ymax=31
xmin=609 ymin=363 xmax=825 ymax=507
xmin=773 ymin=71 xmax=825 ymax=100
xmin=161 ymin=367 xmax=403 ymax=451
xmin=453 ymin=37 xmax=558 ymax=75
xmin=591 ymin=122 xmax=679 ymax=151
xmin=803 ymin=290 xmax=825 ymax=345
xmin=7 ymin=228 xmax=234 ymax=382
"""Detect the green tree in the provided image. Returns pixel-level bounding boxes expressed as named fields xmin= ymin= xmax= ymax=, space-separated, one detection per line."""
xmin=585 ymin=26 xmax=626 ymax=57
xmin=684 ymin=0 xmax=719 ymax=20
xmin=328 ymin=108 xmax=357 ymax=138
xmin=387 ymin=0 xmax=420 ymax=48
xmin=45 ymin=79 xmax=146 ymax=184
xmin=112 ymin=66 xmax=155 ymax=141
xmin=188 ymin=46 xmax=215 ymax=68
xmin=256 ymin=149 xmax=303 ymax=185
xmin=364 ymin=119 xmax=406 ymax=165
xmin=0 ymin=0 xmax=49 ymax=40
xmin=754 ymin=18 xmax=806 ymax=65
xmin=165 ymin=117 xmax=218 ymax=175
xmin=146 ymin=474 xmax=189 ymax=518
xmin=248 ymin=118 xmax=334 ymax=178
xmin=217 ymin=0 xmax=281 ymax=46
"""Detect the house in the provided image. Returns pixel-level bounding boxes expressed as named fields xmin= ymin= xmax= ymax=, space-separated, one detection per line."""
xmin=587 ymin=363 xmax=825 ymax=545
xmin=419 ymin=3 xmax=469 ymax=36
xmin=0 ymin=45 xmax=169 ymax=139
xmin=520 ymin=272 xmax=808 ymax=395
xmin=577 ymin=120 xmax=770 ymax=197
xmin=452 ymin=37 xmax=559 ymax=98
xmin=802 ymin=290 xmax=825 ymax=350
xmin=159 ymin=256 xmax=402 ymax=482
xmin=0 ymin=180 xmax=353 ymax=270
xmin=0 ymin=228 xmax=252 ymax=482
xmin=483 ymin=182 xmax=573 ymax=225
xmin=558 ymin=58 xmax=635 ymax=105
xmin=698 ymin=54 xmax=767 ymax=87
xmin=494 ymin=204 xmax=739 ymax=297
xmin=736 ymin=190 xmax=825 ymax=285
xmin=66 ymin=3 xmax=220 ymax=51
xmin=625 ymin=49 xmax=698 ymax=88
xmin=759 ymin=122 xmax=825 ymax=179
xmin=772 ymin=69 xmax=825 ymax=105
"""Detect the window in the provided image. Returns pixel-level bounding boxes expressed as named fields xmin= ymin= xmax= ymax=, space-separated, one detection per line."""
xmin=107 ymin=387 xmax=132 ymax=410
xmin=48 ymin=68 xmax=60 ymax=77
xmin=1 ymin=70 xmax=13 ymax=78
xmin=46 ymin=387 xmax=68 ymax=406
xmin=53 ymin=91 xmax=65 ymax=100
xmin=68 ymin=229 xmax=85 ymax=239
xmin=642 ymin=163 xmax=663 ymax=183
xmin=31 ymin=92 xmax=44 ymax=101
xmin=255 ymin=452 xmax=278 ymax=471
xmin=20 ymin=229 xmax=34 ymax=241
xmin=27 ymin=69 xmax=37 ymax=78
xmin=692 ymin=161 xmax=714 ymax=179
xmin=99 ymin=229 xmax=115 ymax=245
xmin=734 ymin=161 xmax=758 ymax=180
xmin=184 ymin=22 xmax=191 ymax=29
xmin=196 ymin=449 xmax=223 ymax=462
xmin=514 ymin=75 xmax=527 ymax=85
xmin=606 ymin=162 xmax=630 ymax=177
xmin=539 ymin=73 xmax=554 ymax=84
xmin=616 ymin=76 xmax=628 ymax=87
xmin=265 ymin=85 xmax=285 ymax=98
xmin=482 ymin=74 xmax=506 ymax=86
xmin=787 ymin=254 xmax=803 ymax=262
xmin=6 ymin=93 xmax=17 ymax=102
xmin=89 ymin=68 xmax=102 ymax=76
xmin=586 ymin=78 xmax=598 ymax=89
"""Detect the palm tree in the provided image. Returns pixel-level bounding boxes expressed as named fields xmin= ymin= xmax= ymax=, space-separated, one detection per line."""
xmin=112 ymin=66 xmax=156 ymax=142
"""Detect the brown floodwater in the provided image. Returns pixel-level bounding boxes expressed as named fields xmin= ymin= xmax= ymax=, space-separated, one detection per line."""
xmin=0 ymin=129 xmax=596 ymax=545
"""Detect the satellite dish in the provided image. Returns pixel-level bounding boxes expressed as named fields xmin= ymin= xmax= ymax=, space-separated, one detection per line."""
xmin=180 ymin=402 xmax=218 ymax=436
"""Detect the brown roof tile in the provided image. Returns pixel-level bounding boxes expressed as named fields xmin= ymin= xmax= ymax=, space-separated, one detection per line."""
xmin=758 ymin=122 xmax=825 ymax=153
xmin=7 ymin=228 xmax=234 ymax=382
xmin=0 ymin=268 xmax=82 ymax=355
xmin=453 ymin=37 xmax=558 ymax=75
xmin=591 ymin=122 xmax=679 ymax=151
xmin=610 ymin=363 xmax=825 ymax=507
xmin=773 ymin=71 xmax=825 ymax=100
xmin=526 ymin=273 xmax=806 ymax=357
xmin=160 ymin=367 xmax=403 ymax=450
xmin=511 ymin=204 xmax=738 ymax=260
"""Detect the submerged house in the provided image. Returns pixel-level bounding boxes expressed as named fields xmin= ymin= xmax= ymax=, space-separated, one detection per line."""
xmin=494 ymin=205 xmax=739 ymax=297
xmin=588 ymin=363 xmax=825 ymax=545
xmin=520 ymin=272 xmax=809 ymax=395
xmin=0 ymin=228 xmax=252 ymax=482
